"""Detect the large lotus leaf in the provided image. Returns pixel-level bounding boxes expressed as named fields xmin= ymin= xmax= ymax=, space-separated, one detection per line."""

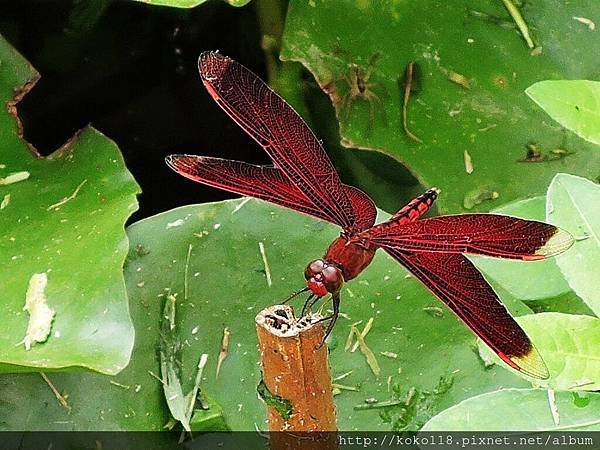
xmin=526 ymin=291 xmax=594 ymax=317
xmin=117 ymin=198 xmax=530 ymax=431
xmin=281 ymin=1 xmax=600 ymax=214
xmin=0 ymin=197 xmax=545 ymax=431
xmin=527 ymin=80 xmax=600 ymax=147
xmin=0 ymin=232 xmax=174 ymax=431
xmin=470 ymin=196 xmax=571 ymax=301
xmin=0 ymin=199 xmax=533 ymax=431
xmin=422 ymin=388 xmax=600 ymax=431
xmin=478 ymin=313 xmax=600 ymax=391
xmin=0 ymin=37 xmax=139 ymax=373
xmin=547 ymin=174 xmax=600 ymax=317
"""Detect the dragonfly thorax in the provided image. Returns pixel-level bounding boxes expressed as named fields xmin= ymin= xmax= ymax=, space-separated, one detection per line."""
xmin=304 ymin=259 xmax=344 ymax=297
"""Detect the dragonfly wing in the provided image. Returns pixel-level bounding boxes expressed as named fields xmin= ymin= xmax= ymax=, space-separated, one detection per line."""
xmin=197 ymin=51 xmax=374 ymax=232
xmin=166 ymin=154 xmax=376 ymax=228
xmin=370 ymin=214 xmax=573 ymax=260
xmin=343 ymin=184 xmax=377 ymax=232
xmin=385 ymin=248 xmax=549 ymax=379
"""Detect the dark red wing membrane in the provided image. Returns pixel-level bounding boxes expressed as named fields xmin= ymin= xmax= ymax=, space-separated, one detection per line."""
xmin=385 ymin=249 xmax=549 ymax=379
xmin=344 ymin=185 xmax=377 ymax=231
xmin=368 ymin=214 xmax=573 ymax=260
xmin=166 ymin=155 xmax=377 ymax=231
xmin=195 ymin=51 xmax=374 ymax=233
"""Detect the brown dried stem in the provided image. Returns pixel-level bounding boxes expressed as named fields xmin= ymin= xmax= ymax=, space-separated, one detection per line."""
xmin=256 ymin=304 xmax=337 ymax=448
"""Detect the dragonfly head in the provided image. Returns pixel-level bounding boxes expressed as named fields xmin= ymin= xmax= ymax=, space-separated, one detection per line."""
xmin=304 ymin=259 xmax=344 ymax=297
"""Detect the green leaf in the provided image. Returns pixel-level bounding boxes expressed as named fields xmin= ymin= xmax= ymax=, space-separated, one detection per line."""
xmin=256 ymin=379 xmax=293 ymax=420
xmin=119 ymin=199 xmax=530 ymax=431
xmin=159 ymin=294 xmax=210 ymax=432
xmin=130 ymin=0 xmax=250 ymax=8
xmin=0 ymin=36 xmax=140 ymax=373
xmin=470 ymin=196 xmax=570 ymax=301
xmin=190 ymin=395 xmax=229 ymax=431
xmin=0 ymin=240 xmax=171 ymax=430
xmin=281 ymin=1 xmax=600 ymax=213
xmin=0 ymin=276 xmax=166 ymax=430
xmin=526 ymin=291 xmax=594 ymax=317
xmin=159 ymin=295 xmax=190 ymax=431
xmin=422 ymin=388 xmax=600 ymax=431
xmin=67 ymin=0 xmax=111 ymax=35
xmin=478 ymin=313 xmax=600 ymax=391
xmin=547 ymin=174 xmax=600 ymax=316
xmin=526 ymin=80 xmax=600 ymax=147
xmin=0 ymin=198 xmax=537 ymax=431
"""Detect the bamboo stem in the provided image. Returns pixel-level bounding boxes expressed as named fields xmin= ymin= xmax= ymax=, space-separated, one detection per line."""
xmin=256 ymin=304 xmax=337 ymax=448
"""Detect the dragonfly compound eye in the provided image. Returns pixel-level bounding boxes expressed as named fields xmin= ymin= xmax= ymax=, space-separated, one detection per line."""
xmin=322 ymin=265 xmax=343 ymax=293
xmin=309 ymin=259 xmax=325 ymax=273
xmin=305 ymin=259 xmax=325 ymax=280
xmin=322 ymin=265 xmax=338 ymax=282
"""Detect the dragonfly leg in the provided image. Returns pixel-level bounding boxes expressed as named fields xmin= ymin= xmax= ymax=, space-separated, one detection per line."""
xmin=281 ymin=286 xmax=309 ymax=304
xmin=315 ymin=292 xmax=340 ymax=347
xmin=301 ymin=294 xmax=322 ymax=317
xmin=323 ymin=292 xmax=340 ymax=342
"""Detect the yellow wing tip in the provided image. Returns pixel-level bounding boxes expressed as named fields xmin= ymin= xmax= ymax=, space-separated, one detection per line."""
xmin=510 ymin=345 xmax=550 ymax=380
xmin=537 ymin=227 xmax=575 ymax=258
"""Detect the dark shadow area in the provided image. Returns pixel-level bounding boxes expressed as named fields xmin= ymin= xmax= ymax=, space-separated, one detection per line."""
xmin=0 ymin=0 xmax=268 ymax=221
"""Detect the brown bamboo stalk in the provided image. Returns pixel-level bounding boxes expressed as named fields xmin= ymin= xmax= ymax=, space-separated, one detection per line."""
xmin=256 ymin=304 xmax=337 ymax=449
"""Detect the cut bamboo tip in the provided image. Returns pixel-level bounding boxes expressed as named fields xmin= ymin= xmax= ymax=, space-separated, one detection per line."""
xmin=256 ymin=304 xmax=337 ymax=434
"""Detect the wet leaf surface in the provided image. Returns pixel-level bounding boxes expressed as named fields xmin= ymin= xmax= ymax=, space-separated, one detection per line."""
xmin=470 ymin=195 xmax=571 ymax=301
xmin=546 ymin=174 xmax=600 ymax=317
xmin=479 ymin=313 xmax=600 ymax=391
xmin=423 ymin=388 xmax=600 ymax=431
xmin=0 ymin=36 xmax=140 ymax=374
xmin=119 ymin=199 xmax=529 ymax=431
xmin=281 ymin=1 xmax=600 ymax=213
xmin=527 ymin=80 xmax=600 ymax=147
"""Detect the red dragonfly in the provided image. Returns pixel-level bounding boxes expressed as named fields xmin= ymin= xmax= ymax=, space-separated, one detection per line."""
xmin=166 ymin=51 xmax=573 ymax=380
